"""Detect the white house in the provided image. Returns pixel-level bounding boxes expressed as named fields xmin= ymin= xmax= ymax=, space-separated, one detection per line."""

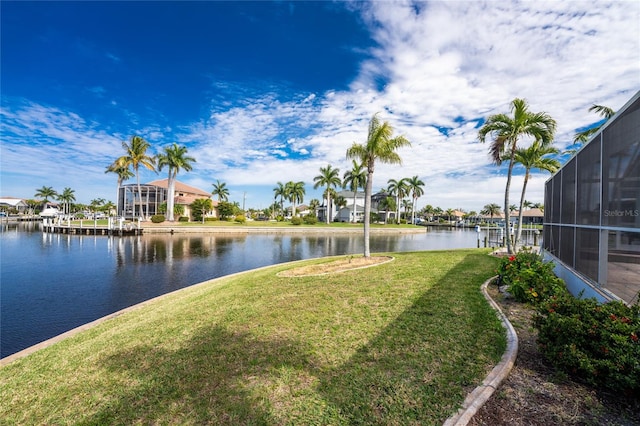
xmin=335 ymin=191 xmax=366 ymax=222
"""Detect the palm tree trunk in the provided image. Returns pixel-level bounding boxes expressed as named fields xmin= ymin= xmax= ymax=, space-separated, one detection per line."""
xmin=515 ymin=171 xmax=530 ymax=249
xmin=412 ymin=197 xmax=416 ymax=225
xmin=363 ymin=171 xmax=373 ymax=257
xmin=167 ymin=172 xmax=175 ymax=221
xmin=352 ymin=193 xmax=357 ymax=223
xmin=504 ymin=148 xmax=516 ymax=254
xmin=326 ymin=191 xmax=331 ymax=225
xmin=136 ymin=169 xmax=143 ymax=220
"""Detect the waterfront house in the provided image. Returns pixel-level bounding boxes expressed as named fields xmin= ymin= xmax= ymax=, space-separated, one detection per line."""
xmin=118 ymin=179 xmax=216 ymax=220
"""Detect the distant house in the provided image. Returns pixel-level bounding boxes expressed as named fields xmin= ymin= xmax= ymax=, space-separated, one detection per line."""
xmin=118 ymin=179 xmax=215 ymax=220
xmin=0 ymin=197 xmax=29 ymax=214
xmin=335 ymin=191 xmax=366 ymax=222
xmin=519 ymin=208 xmax=544 ymax=225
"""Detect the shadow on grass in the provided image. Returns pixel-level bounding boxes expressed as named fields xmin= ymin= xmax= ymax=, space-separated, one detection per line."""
xmin=317 ymin=251 xmax=504 ymax=424
xmin=81 ymin=251 xmax=502 ymax=425
xmin=85 ymin=326 xmax=314 ymax=425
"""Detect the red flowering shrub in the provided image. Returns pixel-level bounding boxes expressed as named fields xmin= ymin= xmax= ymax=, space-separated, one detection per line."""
xmin=495 ymin=250 xmax=567 ymax=305
xmin=534 ymin=294 xmax=640 ymax=394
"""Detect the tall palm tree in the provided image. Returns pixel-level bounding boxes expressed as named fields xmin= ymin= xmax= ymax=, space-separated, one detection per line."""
xmin=478 ymin=98 xmax=556 ymax=254
xmin=273 ymin=182 xmax=287 ymax=217
xmin=513 ymin=140 xmax=560 ymax=248
xmin=342 ymin=160 xmax=366 ymax=223
xmin=387 ymin=178 xmax=408 ymax=225
xmin=573 ymin=104 xmax=615 ymax=144
xmin=406 ymin=175 xmax=425 ymax=225
xmin=117 ymin=135 xmax=156 ymax=219
xmin=57 ymin=187 xmax=76 ymax=216
xmin=211 ymin=180 xmax=229 ymax=202
xmin=346 ymin=113 xmax=411 ymax=257
xmin=34 ymin=186 xmax=58 ymax=208
xmin=157 ymin=143 xmax=196 ymax=221
xmin=285 ymin=181 xmax=305 ymax=218
xmin=313 ymin=164 xmax=341 ymax=224
xmin=105 ymin=159 xmax=134 ymax=216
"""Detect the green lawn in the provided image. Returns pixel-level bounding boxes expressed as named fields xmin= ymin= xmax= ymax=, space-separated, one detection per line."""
xmin=0 ymin=249 xmax=505 ymax=425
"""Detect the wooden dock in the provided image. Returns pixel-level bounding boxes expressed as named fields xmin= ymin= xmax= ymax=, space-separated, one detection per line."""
xmin=41 ymin=218 xmax=143 ymax=236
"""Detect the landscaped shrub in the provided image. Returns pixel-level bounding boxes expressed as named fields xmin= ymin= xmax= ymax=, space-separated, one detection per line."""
xmin=496 ymin=250 xmax=567 ymax=305
xmin=150 ymin=215 xmax=165 ymax=223
xmin=303 ymin=214 xmax=317 ymax=225
xmin=290 ymin=216 xmax=303 ymax=225
xmin=204 ymin=217 xmax=218 ymax=222
xmin=534 ymin=295 xmax=640 ymax=394
xmin=178 ymin=216 xmax=189 ymax=222
xmin=234 ymin=214 xmax=246 ymax=224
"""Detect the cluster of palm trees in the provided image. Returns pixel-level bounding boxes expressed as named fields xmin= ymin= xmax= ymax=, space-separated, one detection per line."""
xmin=34 ymin=186 xmax=75 ymax=215
xmin=272 ymin=181 xmax=306 ymax=219
xmin=477 ymin=99 xmax=615 ymax=254
xmin=33 ymin=186 xmax=114 ymax=217
xmin=105 ymin=136 xmax=196 ymax=221
xmin=477 ymin=98 xmax=561 ymax=254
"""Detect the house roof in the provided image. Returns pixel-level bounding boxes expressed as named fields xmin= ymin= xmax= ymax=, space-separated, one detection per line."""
xmin=520 ymin=208 xmax=544 ymax=217
xmin=145 ymin=179 xmax=210 ymax=197
xmin=0 ymin=197 xmax=28 ymax=207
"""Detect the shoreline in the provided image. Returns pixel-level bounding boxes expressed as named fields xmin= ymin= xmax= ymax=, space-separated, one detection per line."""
xmin=141 ymin=223 xmax=428 ymax=234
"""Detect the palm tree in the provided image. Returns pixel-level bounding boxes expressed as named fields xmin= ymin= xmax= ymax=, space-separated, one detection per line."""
xmin=57 ymin=187 xmax=76 ymax=216
xmin=402 ymin=199 xmax=412 ymax=220
xmin=157 ymin=143 xmax=196 ymax=221
xmin=273 ymin=182 xmax=287 ymax=217
xmin=342 ymin=160 xmax=366 ymax=223
xmin=346 ymin=113 xmax=411 ymax=257
xmin=478 ymin=98 xmax=556 ymax=254
xmin=406 ymin=175 xmax=425 ymax=225
xmin=313 ymin=164 xmax=341 ymax=224
xmin=105 ymin=158 xmax=134 ymax=216
xmin=513 ymin=140 xmax=560 ymax=247
xmin=523 ymin=200 xmax=534 ymax=210
xmin=308 ymin=198 xmax=320 ymax=216
xmin=387 ymin=178 xmax=408 ymax=225
xmin=211 ymin=180 xmax=229 ymax=202
xmin=482 ymin=203 xmax=501 ymax=221
xmin=190 ymin=198 xmax=213 ymax=223
xmin=379 ymin=196 xmax=396 ymax=224
xmin=421 ymin=204 xmax=435 ymax=222
xmin=117 ymin=135 xmax=157 ymax=219
xmin=285 ymin=181 xmax=305 ymax=218
xmin=573 ymin=104 xmax=615 ymax=144
xmin=34 ymin=186 xmax=58 ymax=208
xmin=445 ymin=208 xmax=455 ymax=223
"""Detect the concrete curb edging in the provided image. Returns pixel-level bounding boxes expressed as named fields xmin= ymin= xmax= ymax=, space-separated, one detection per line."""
xmin=443 ymin=276 xmax=519 ymax=426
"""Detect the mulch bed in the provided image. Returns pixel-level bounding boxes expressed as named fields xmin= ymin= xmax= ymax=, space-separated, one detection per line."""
xmin=469 ymin=284 xmax=640 ymax=426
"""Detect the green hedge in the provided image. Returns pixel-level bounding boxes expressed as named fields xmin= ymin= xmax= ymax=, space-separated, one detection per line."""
xmin=150 ymin=215 xmax=165 ymax=223
xmin=534 ymin=295 xmax=640 ymax=394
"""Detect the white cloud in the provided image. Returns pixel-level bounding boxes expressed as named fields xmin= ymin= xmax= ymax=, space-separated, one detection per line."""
xmin=2 ymin=1 xmax=638 ymax=213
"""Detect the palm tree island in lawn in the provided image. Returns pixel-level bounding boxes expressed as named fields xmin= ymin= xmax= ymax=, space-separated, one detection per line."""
xmin=346 ymin=113 xmax=411 ymax=258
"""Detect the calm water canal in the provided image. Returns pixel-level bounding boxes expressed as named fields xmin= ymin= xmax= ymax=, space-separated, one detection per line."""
xmin=1 ymin=222 xmax=482 ymax=358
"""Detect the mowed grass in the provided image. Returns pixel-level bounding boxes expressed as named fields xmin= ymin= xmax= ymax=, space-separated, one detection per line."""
xmin=0 ymin=249 xmax=505 ymax=425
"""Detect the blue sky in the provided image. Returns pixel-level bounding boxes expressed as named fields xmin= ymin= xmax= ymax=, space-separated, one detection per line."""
xmin=1 ymin=1 xmax=639 ymax=212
